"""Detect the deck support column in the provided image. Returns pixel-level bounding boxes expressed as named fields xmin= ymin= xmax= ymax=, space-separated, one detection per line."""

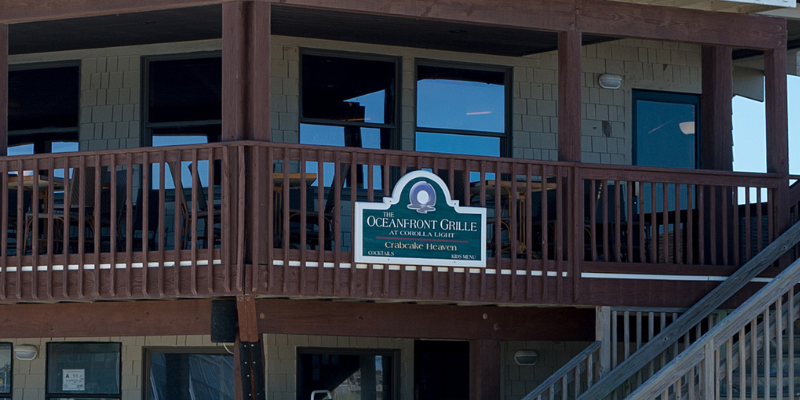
xmin=764 ymin=45 xmax=791 ymax=254
xmin=701 ymin=46 xmax=733 ymax=263
xmin=235 ymin=295 xmax=265 ymax=400
xmin=557 ymin=30 xmax=582 ymax=163
xmin=222 ymin=0 xmax=271 ymax=141
xmin=0 ymin=23 xmax=7 ymax=156
xmin=700 ymin=46 xmax=733 ymax=171
xmin=469 ymin=339 xmax=500 ymax=400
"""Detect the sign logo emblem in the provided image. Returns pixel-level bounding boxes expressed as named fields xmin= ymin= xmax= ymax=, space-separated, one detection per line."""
xmin=407 ymin=181 xmax=436 ymax=214
xmin=354 ymin=170 xmax=486 ymax=267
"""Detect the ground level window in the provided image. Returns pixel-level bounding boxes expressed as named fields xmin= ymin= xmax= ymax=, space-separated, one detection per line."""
xmin=297 ymin=349 xmax=397 ymax=400
xmin=0 ymin=343 xmax=10 ymax=400
xmin=146 ymin=349 xmax=234 ymax=400
xmin=46 ymin=342 xmax=120 ymax=399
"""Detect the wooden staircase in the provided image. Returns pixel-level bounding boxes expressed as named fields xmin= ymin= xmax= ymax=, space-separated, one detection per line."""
xmin=523 ymin=220 xmax=800 ymax=400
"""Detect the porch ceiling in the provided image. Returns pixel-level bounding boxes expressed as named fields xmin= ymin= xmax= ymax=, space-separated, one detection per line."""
xmin=8 ymin=4 xmax=613 ymax=57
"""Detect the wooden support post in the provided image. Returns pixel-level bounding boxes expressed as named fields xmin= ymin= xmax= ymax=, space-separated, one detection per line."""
xmin=469 ymin=339 xmax=500 ymax=400
xmin=701 ymin=46 xmax=733 ymax=263
xmin=558 ymin=30 xmax=582 ymax=163
xmin=764 ymin=46 xmax=791 ymax=249
xmin=0 ymin=23 xmax=7 ymax=156
xmin=222 ymin=1 xmax=271 ymax=142
xmin=236 ymin=295 xmax=265 ymax=400
xmin=596 ymin=306 xmax=612 ymax=378
xmin=700 ymin=46 xmax=733 ymax=171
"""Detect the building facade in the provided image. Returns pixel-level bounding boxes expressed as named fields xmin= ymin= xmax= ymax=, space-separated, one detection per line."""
xmin=0 ymin=0 xmax=798 ymax=399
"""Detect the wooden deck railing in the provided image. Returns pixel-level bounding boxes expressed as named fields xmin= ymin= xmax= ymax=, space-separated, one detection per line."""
xmin=0 ymin=141 xmax=792 ymax=303
xmin=574 ymin=220 xmax=800 ymax=400
xmin=628 ymin=258 xmax=800 ymax=399
xmin=0 ymin=143 xmax=240 ymax=300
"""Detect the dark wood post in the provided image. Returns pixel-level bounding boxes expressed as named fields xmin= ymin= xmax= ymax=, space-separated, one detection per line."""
xmin=0 ymin=23 xmax=7 ymax=156
xmin=700 ymin=45 xmax=733 ymax=171
xmin=764 ymin=46 xmax=791 ymax=249
xmin=558 ymin=30 xmax=582 ymax=163
xmin=469 ymin=339 xmax=500 ymax=400
xmin=701 ymin=46 xmax=733 ymax=263
xmin=235 ymin=295 xmax=265 ymax=400
xmin=558 ymin=30 xmax=582 ymax=301
xmin=222 ymin=0 xmax=271 ymax=142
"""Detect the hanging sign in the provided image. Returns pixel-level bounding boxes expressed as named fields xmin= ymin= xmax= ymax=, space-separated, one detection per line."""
xmin=355 ymin=170 xmax=486 ymax=267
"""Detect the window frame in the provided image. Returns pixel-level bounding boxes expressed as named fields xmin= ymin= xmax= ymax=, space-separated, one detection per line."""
xmin=296 ymin=347 xmax=401 ymax=400
xmin=141 ymin=51 xmax=223 ymax=148
xmin=45 ymin=341 xmax=122 ymax=400
xmin=414 ymin=59 xmax=512 ymax=157
xmin=0 ymin=343 xmax=11 ymax=400
xmin=632 ymin=89 xmax=702 ymax=168
xmin=299 ymin=49 xmax=402 ymax=151
xmin=143 ymin=346 xmax=234 ymax=400
xmin=8 ymin=61 xmax=81 ymax=154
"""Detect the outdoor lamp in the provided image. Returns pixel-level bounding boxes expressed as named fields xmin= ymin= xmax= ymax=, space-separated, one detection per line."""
xmin=514 ymin=349 xmax=539 ymax=366
xmin=14 ymin=344 xmax=38 ymax=361
xmin=598 ymin=74 xmax=623 ymax=90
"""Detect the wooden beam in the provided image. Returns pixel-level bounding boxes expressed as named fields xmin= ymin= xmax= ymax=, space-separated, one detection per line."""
xmin=0 ymin=0 xmax=786 ymax=51
xmin=0 ymin=0 xmax=220 ymax=23
xmin=700 ymin=45 xmax=732 ymax=171
xmin=236 ymin=294 xmax=259 ymax=342
xmin=575 ymin=0 xmax=785 ymax=50
xmin=0 ymin=299 xmax=212 ymax=338
xmin=222 ymin=1 xmax=271 ymax=142
xmin=469 ymin=339 xmax=501 ymax=400
xmin=558 ymin=30 xmax=582 ymax=163
xmin=764 ymin=46 xmax=791 ymax=249
xmin=222 ymin=1 xmax=247 ymax=142
xmin=256 ymin=299 xmax=595 ymax=341
xmin=0 ymin=23 xmax=6 ymax=156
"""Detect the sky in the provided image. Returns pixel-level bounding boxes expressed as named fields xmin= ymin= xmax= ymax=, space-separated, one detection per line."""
xmin=732 ymin=75 xmax=800 ymax=175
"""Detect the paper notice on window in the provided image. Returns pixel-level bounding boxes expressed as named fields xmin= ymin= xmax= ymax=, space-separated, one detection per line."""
xmin=62 ymin=369 xmax=85 ymax=391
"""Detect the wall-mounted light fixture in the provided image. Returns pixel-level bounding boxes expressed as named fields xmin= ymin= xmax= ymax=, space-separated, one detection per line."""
xmin=514 ymin=349 xmax=539 ymax=366
xmin=598 ymin=74 xmax=623 ymax=90
xmin=14 ymin=344 xmax=38 ymax=361
xmin=679 ymin=121 xmax=696 ymax=135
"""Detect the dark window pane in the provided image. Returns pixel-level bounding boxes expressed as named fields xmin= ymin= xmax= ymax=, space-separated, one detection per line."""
xmin=46 ymin=343 xmax=120 ymax=396
xmin=417 ymin=65 xmax=504 ymax=133
xmin=297 ymin=351 xmax=393 ymax=400
xmin=148 ymin=57 xmax=222 ymax=123
xmin=0 ymin=344 xmax=10 ymax=394
xmin=416 ymin=131 xmax=500 ymax=157
xmin=300 ymin=124 xmax=385 ymax=189
xmin=8 ymin=66 xmax=80 ymax=132
xmin=148 ymin=352 xmax=234 ymax=400
xmin=302 ymin=55 xmax=395 ymax=125
xmin=635 ymin=99 xmax=697 ymax=169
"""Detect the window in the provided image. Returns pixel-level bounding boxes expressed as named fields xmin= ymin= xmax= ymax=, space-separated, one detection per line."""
xmin=633 ymin=90 xmax=700 ymax=169
xmin=144 ymin=54 xmax=222 ymax=148
xmin=0 ymin=344 xmax=10 ymax=400
xmin=144 ymin=54 xmax=222 ymax=189
xmin=46 ymin=342 xmax=121 ymax=400
xmin=415 ymin=64 xmax=508 ymax=158
xmin=8 ymin=64 xmax=80 ymax=155
xmin=146 ymin=349 xmax=234 ymax=400
xmin=300 ymin=52 xmax=397 ymax=189
xmin=633 ymin=90 xmax=701 ymax=213
xmin=297 ymin=348 xmax=397 ymax=400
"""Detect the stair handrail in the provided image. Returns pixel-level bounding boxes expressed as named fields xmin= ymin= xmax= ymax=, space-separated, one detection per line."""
xmin=576 ymin=220 xmax=800 ymax=400
xmin=521 ymin=341 xmax=602 ymax=400
xmin=627 ymin=255 xmax=800 ymax=399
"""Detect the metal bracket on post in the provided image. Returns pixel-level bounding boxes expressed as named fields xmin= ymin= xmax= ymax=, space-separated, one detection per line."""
xmin=238 ymin=340 xmax=265 ymax=400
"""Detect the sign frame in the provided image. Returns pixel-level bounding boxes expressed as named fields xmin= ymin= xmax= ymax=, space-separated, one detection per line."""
xmin=354 ymin=170 xmax=486 ymax=267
